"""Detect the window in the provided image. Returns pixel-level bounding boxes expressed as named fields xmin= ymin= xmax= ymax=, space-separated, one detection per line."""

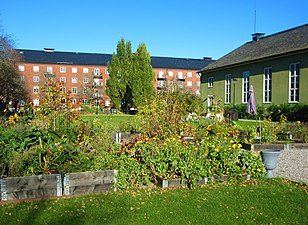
xmin=60 ymin=67 xmax=66 ymax=73
xmin=94 ymin=68 xmax=100 ymax=75
xmin=178 ymin=72 xmax=183 ymax=79
xmin=105 ymin=68 xmax=109 ymax=74
xmin=72 ymin=87 xmax=78 ymax=94
xmin=207 ymin=95 xmax=214 ymax=108
xmin=83 ymin=68 xmax=89 ymax=74
xmin=47 ymin=66 xmax=53 ymax=74
xmin=208 ymin=77 xmax=214 ymax=87
xmin=60 ymin=77 xmax=66 ymax=83
xmin=72 ymin=67 xmax=77 ymax=73
xmin=72 ymin=99 xmax=77 ymax=104
xmin=187 ymin=81 xmax=192 ymax=87
xmin=158 ymin=80 xmax=164 ymax=88
xmin=33 ymin=99 xmax=40 ymax=107
xmin=196 ymin=89 xmax=200 ymax=95
xmin=187 ymin=72 xmax=192 ymax=78
xmin=289 ymin=63 xmax=300 ymax=102
xmin=225 ymin=74 xmax=231 ymax=104
xmin=83 ymin=87 xmax=88 ymax=94
xmin=168 ymin=71 xmax=173 ymax=77
xmin=62 ymin=87 xmax=66 ymax=93
xmin=83 ymin=78 xmax=89 ymax=83
xmin=20 ymin=76 xmax=25 ymax=81
xmin=196 ymin=81 xmax=200 ymax=87
xmin=33 ymin=86 xmax=39 ymax=94
xmin=264 ymin=67 xmax=272 ymax=103
xmin=33 ymin=66 xmax=39 ymax=72
xmin=105 ymin=99 xmax=111 ymax=107
xmin=242 ymin=71 xmax=250 ymax=103
xmin=72 ymin=77 xmax=78 ymax=83
xmin=18 ymin=65 xmax=25 ymax=71
xmin=33 ymin=76 xmax=39 ymax=82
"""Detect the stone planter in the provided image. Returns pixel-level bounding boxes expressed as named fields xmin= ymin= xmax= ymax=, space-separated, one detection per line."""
xmin=261 ymin=150 xmax=281 ymax=178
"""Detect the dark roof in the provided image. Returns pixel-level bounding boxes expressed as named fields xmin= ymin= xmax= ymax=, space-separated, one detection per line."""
xmin=17 ymin=49 xmax=214 ymax=70
xmin=201 ymin=24 xmax=308 ymax=72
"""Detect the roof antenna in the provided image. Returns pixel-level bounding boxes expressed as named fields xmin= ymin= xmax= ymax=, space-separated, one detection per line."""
xmin=254 ymin=0 xmax=257 ymax=33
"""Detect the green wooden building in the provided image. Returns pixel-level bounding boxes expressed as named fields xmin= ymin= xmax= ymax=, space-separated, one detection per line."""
xmin=199 ymin=24 xmax=308 ymax=108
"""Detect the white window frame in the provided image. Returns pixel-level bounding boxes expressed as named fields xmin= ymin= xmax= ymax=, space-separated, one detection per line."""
xmin=83 ymin=68 xmax=89 ymax=74
xmin=33 ymin=66 xmax=39 ymax=72
xmin=47 ymin=66 xmax=53 ymax=74
xmin=33 ymin=76 xmax=39 ymax=83
xmin=72 ymin=87 xmax=78 ymax=94
xmin=60 ymin=77 xmax=66 ymax=83
xmin=187 ymin=81 xmax=192 ymax=87
xmin=208 ymin=77 xmax=214 ymax=87
xmin=105 ymin=68 xmax=109 ymax=74
xmin=72 ymin=67 xmax=77 ymax=73
xmin=178 ymin=72 xmax=183 ymax=79
xmin=168 ymin=71 xmax=173 ymax=77
xmin=18 ymin=65 xmax=25 ymax=71
xmin=289 ymin=63 xmax=300 ymax=103
xmin=187 ymin=72 xmax=192 ymax=78
xmin=60 ymin=67 xmax=66 ymax=73
xmin=62 ymin=87 xmax=66 ymax=93
xmin=196 ymin=89 xmax=200 ymax=95
xmin=83 ymin=87 xmax=88 ymax=94
xmin=33 ymin=86 xmax=39 ymax=94
xmin=72 ymin=77 xmax=78 ymax=83
xmin=225 ymin=74 xmax=231 ymax=104
xmin=263 ymin=67 xmax=272 ymax=103
xmin=196 ymin=81 xmax=200 ymax=87
xmin=94 ymin=68 xmax=100 ymax=75
xmin=33 ymin=98 xmax=40 ymax=107
xmin=83 ymin=78 xmax=89 ymax=83
xmin=242 ymin=71 xmax=250 ymax=103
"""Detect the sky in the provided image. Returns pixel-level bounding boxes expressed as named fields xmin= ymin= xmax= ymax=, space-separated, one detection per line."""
xmin=1 ymin=0 xmax=307 ymax=60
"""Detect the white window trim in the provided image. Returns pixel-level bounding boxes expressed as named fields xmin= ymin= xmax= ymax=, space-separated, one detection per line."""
xmin=72 ymin=77 xmax=78 ymax=83
xmin=33 ymin=76 xmax=39 ymax=82
xmin=60 ymin=77 xmax=66 ymax=83
xmin=289 ymin=62 xmax=300 ymax=103
xmin=72 ymin=87 xmax=78 ymax=94
xmin=263 ymin=67 xmax=272 ymax=103
xmin=242 ymin=71 xmax=250 ymax=103
xmin=83 ymin=68 xmax=89 ymax=74
xmin=72 ymin=68 xmax=78 ymax=73
xmin=33 ymin=86 xmax=39 ymax=94
xmin=60 ymin=67 xmax=66 ymax=73
xmin=33 ymin=66 xmax=39 ymax=72
xmin=208 ymin=77 xmax=214 ymax=87
xmin=225 ymin=74 xmax=231 ymax=104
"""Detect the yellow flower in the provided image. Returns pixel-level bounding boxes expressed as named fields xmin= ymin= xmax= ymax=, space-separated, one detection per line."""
xmin=232 ymin=144 xmax=237 ymax=149
xmin=211 ymin=145 xmax=215 ymax=148
xmin=230 ymin=140 xmax=235 ymax=144
xmin=237 ymin=144 xmax=242 ymax=148
xmin=214 ymin=148 xmax=219 ymax=152
xmin=257 ymin=168 xmax=261 ymax=172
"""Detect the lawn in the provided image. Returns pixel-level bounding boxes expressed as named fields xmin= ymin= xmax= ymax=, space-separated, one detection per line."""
xmin=80 ymin=114 xmax=135 ymax=128
xmin=0 ymin=179 xmax=307 ymax=225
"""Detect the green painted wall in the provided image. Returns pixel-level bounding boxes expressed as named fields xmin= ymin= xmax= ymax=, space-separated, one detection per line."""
xmin=201 ymin=51 xmax=308 ymax=108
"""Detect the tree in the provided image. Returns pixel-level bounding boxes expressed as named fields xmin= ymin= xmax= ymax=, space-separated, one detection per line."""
xmin=106 ymin=38 xmax=155 ymax=112
xmin=0 ymin=30 xmax=28 ymax=111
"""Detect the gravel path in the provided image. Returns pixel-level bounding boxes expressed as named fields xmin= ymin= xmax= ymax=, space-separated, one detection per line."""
xmin=272 ymin=148 xmax=308 ymax=183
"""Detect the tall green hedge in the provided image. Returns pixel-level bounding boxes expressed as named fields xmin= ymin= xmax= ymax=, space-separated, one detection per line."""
xmin=224 ymin=104 xmax=308 ymax=122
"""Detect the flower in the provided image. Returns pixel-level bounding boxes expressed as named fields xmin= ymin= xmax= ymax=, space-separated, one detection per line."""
xmin=230 ymin=140 xmax=235 ymax=144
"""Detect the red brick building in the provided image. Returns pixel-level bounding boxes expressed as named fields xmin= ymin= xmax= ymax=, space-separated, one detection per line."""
xmin=16 ymin=48 xmax=213 ymax=108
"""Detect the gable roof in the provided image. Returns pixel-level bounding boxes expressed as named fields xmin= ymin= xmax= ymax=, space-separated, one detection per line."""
xmin=201 ymin=24 xmax=308 ymax=72
xmin=17 ymin=49 xmax=214 ymax=70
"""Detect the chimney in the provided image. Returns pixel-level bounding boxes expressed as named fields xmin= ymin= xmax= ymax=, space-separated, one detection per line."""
xmin=44 ymin=48 xmax=55 ymax=52
xmin=203 ymin=57 xmax=212 ymax=60
xmin=251 ymin=33 xmax=265 ymax=42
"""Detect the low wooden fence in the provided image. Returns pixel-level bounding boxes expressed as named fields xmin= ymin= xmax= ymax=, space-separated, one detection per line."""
xmin=0 ymin=170 xmax=117 ymax=201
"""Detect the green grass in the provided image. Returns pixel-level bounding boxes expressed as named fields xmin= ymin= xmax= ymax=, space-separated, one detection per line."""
xmin=80 ymin=114 xmax=135 ymax=128
xmin=234 ymin=119 xmax=263 ymax=130
xmin=0 ymin=179 xmax=307 ymax=225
